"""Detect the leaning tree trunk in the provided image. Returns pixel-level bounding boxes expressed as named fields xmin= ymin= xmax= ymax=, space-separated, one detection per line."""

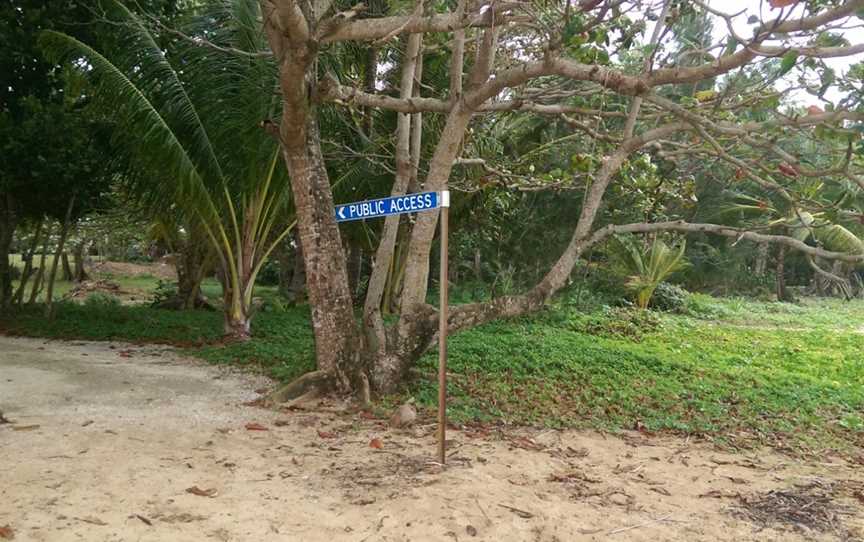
xmin=13 ymin=218 xmax=44 ymax=306
xmin=44 ymin=196 xmax=75 ymax=319
xmin=0 ymin=193 xmax=17 ymax=314
xmin=28 ymin=226 xmax=51 ymax=305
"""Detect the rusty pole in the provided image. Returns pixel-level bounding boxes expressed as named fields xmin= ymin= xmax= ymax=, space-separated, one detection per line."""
xmin=437 ymin=190 xmax=450 ymax=465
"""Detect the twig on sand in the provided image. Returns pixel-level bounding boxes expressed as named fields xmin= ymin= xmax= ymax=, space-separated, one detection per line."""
xmin=475 ymin=497 xmax=492 ymax=525
xmin=607 ymin=514 xmax=675 ymax=535
xmin=498 ymin=504 xmax=534 ymax=519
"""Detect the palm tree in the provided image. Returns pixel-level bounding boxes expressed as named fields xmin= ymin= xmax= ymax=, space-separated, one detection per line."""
xmin=609 ymin=235 xmax=689 ymax=309
xmin=42 ymin=0 xmax=293 ymax=338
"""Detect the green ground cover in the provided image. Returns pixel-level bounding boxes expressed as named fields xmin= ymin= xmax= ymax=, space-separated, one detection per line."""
xmin=2 ymin=273 xmax=862 ymax=454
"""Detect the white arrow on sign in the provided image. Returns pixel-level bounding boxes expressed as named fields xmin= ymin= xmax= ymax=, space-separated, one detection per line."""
xmin=337 ymin=207 xmax=346 ymax=219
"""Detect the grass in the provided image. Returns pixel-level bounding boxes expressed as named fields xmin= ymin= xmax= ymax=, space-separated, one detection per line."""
xmin=2 ymin=271 xmax=863 ymax=455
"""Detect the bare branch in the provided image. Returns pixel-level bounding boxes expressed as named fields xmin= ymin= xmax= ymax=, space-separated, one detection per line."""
xmin=586 ymin=221 xmax=864 ymax=263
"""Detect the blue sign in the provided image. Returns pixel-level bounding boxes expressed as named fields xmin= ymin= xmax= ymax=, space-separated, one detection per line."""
xmin=335 ymin=191 xmax=443 ymax=222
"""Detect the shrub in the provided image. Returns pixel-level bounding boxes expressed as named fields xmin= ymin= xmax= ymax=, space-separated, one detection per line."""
xmin=83 ymin=292 xmax=122 ymax=309
xmin=650 ymin=282 xmax=689 ymax=312
xmin=682 ymin=293 xmax=733 ymax=319
xmin=256 ymin=259 xmax=280 ymax=286
xmin=570 ymin=306 xmax=661 ymax=341
xmin=150 ymin=279 xmax=178 ymax=308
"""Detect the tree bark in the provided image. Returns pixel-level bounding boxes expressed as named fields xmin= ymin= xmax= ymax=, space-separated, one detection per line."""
xmin=0 ymin=193 xmax=17 ymax=314
xmin=72 ymin=240 xmax=89 ymax=283
xmin=13 ymin=218 xmax=44 ymax=306
xmin=264 ymin=9 xmax=361 ymax=391
xmin=61 ymin=251 xmax=73 ymax=282
xmin=754 ymin=242 xmax=769 ymax=276
xmin=285 ymin=229 xmax=306 ymax=303
xmin=28 ymin=225 xmax=51 ymax=305
xmin=45 ymin=195 xmax=76 ymax=319
xmin=176 ymin=233 xmax=210 ymax=310
xmin=775 ymin=244 xmax=793 ymax=302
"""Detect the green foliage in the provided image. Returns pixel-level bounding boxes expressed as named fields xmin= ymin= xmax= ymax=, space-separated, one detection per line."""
xmin=4 ymin=287 xmax=864 ymax=453
xmin=650 ymin=282 xmax=689 ymax=312
xmin=83 ymin=292 xmax=122 ymax=310
xmin=568 ymin=306 xmax=661 ymax=341
xmin=409 ymin=296 xmax=864 ymax=452
xmin=256 ymin=259 xmax=281 ymax=287
xmin=149 ymin=279 xmax=178 ymax=307
xmin=609 ymin=235 xmax=689 ymax=308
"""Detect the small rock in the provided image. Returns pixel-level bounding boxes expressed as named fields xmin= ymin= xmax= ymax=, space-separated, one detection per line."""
xmin=389 ymin=400 xmax=417 ymax=428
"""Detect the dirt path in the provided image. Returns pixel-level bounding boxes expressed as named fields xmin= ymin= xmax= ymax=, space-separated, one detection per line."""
xmin=1 ymin=336 xmax=862 ymax=542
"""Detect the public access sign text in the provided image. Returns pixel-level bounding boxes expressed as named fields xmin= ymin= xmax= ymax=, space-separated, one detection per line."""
xmin=335 ymin=191 xmax=441 ymax=222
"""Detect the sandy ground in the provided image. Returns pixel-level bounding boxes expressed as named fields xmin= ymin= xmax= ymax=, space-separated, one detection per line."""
xmin=1 ymin=336 xmax=863 ymax=542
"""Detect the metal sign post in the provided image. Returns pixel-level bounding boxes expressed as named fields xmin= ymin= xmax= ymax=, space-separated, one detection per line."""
xmin=437 ymin=190 xmax=450 ymax=465
xmin=333 ymin=190 xmax=451 ymax=465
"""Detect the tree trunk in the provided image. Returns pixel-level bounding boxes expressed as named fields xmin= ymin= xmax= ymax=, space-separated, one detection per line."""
xmin=346 ymin=241 xmax=362 ymax=300
xmin=45 ymin=196 xmax=75 ymax=319
xmin=29 ymin=226 xmax=51 ymax=305
xmin=286 ymin=230 xmax=306 ymax=303
xmin=775 ymin=244 xmax=793 ymax=302
xmin=0 ymin=193 xmax=17 ymax=314
xmin=176 ymin=234 xmax=210 ymax=310
xmin=219 ymin=271 xmax=251 ymax=340
xmin=13 ymin=218 xmax=44 ymax=306
xmin=267 ymin=26 xmax=361 ymax=390
xmin=277 ymin=240 xmax=293 ymax=299
xmin=61 ymin=252 xmax=73 ymax=281
xmin=73 ymin=240 xmax=88 ymax=283
xmin=754 ymin=242 xmax=769 ymax=276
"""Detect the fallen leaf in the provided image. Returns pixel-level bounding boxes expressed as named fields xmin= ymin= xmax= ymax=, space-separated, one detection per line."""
xmin=358 ymin=411 xmax=377 ymax=420
xmin=650 ymin=486 xmax=672 ymax=496
xmin=185 ymin=486 xmax=218 ymax=498
xmin=768 ymin=0 xmax=797 ymax=7
xmin=317 ymin=430 xmax=337 ymax=439
xmin=726 ymin=476 xmax=749 ymax=485
xmin=134 ymin=514 xmax=152 ymax=526
xmin=244 ymin=423 xmax=268 ymax=431
xmin=0 ymin=525 xmax=13 ymax=539
xmin=369 ymin=438 xmax=384 ymax=449
xmin=12 ymin=425 xmax=40 ymax=431
xmin=274 ymin=420 xmax=291 ymax=427
xmin=81 ymin=420 xmax=94 ymax=427
xmin=466 ymin=525 xmax=478 ymax=537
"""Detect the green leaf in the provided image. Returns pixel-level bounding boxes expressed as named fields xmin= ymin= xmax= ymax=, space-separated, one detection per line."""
xmin=779 ymin=51 xmax=799 ymax=76
xmin=723 ymin=36 xmax=738 ymax=56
